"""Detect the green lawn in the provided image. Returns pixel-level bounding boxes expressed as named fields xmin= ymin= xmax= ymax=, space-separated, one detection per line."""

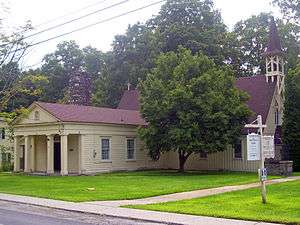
xmin=0 ymin=170 xmax=273 ymax=202
xmin=128 ymin=179 xmax=300 ymax=224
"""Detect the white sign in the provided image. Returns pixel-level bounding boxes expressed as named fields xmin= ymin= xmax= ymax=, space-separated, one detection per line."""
xmin=259 ymin=168 xmax=268 ymax=181
xmin=247 ymin=133 xmax=261 ymax=161
xmin=262 ymin=136 xmax=275 ymax=159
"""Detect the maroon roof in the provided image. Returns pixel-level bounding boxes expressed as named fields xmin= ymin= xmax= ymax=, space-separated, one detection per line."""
xmin=35 ymin=75 xmax=275 ymax=128
xmin=236 ymin=75 xmax=276 ymax=123
xmin=117 ymin=90 xmax=140 ymax=111
xmin=35 ymin=102 xmax=146 ymax=126
xmin=118 ymin=76 xmax=276 ymax=124
xmin=264 ymin=17 xmax=283 ymax=56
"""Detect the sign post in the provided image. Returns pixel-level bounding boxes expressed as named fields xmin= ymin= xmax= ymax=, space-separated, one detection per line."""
xmin=245 ymin=115 xmax=267 ymax=204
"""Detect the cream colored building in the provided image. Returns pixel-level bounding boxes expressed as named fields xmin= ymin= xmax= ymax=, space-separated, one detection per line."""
xmin=0 ymin=117 xmax=13 ymax=169
xmin=12 ymin=17 xmax=286 ymax=175
xmin=13 ymin=103 xmax=162 ymax=175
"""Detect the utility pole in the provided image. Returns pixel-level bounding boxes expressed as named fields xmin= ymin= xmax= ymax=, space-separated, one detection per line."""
xmin=257 ymin=115 xmax=267 ymax=204
xmin=245 ymin=115 xmax=267 ymax=204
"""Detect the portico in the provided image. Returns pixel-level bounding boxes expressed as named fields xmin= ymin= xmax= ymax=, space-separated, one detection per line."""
xmin=13 ymin=133 xmax=80 ymax=176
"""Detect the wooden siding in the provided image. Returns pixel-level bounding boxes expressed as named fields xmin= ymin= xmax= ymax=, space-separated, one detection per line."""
xmin=65 ymin=124 xmax=161 ymax=174
xmin=161 ymin=136 xmax=260 ymax=172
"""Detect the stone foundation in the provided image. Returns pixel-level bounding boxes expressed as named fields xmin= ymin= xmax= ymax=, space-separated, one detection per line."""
xmin=265 ymin=160 xmax=293 ymax=176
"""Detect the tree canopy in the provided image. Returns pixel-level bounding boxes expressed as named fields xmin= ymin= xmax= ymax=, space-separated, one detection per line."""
xmin=283 ymin=63 xmax=300 ymax=171
xmin=93 ymin=0 xmax=232 ymax=107
xmin=139 ymin=47 xmax=251 ymax=171
xmin=0 ymin=12 xmax=48 ymax=111
xmin=231 ymin=13 xmax=300 ymax=76
xmin=273 ymin=0 xmax=300 ymax=24
xmin=40 ymin=41 xmax=106 ymax=103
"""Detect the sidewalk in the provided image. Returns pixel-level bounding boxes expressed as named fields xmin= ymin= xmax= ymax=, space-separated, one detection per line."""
xmin=0 ymin=193 xmax=280 ymax=225
xmin=85 ymin=176 xmax=300 ymax=207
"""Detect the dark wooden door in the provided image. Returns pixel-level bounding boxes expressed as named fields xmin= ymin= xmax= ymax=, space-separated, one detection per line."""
xmin=54 ymin=143 xmax=61 ymax=172
xmin=20 ymin=145 xmax=25 ymax=170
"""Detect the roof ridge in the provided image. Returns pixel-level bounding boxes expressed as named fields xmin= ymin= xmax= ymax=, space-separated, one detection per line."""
xmin=236 ymin=75 xmax=264 ymax=80
xmin=35 ymin=101 xmax=140 ymax=112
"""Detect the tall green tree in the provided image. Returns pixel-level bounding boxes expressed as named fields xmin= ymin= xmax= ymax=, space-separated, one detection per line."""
xmin=93 ymin=23 xmax=160 ymax=107
xmin=232 ymin=13 xmax=300 ymax=76
xmin=0 ymin=7 xmax=47 ymax=111
xmin=41 ymin=41 xmax=105 ymax=103
xmin=283 ymin=63 xmax=300 ymax=171
xmin=139 ymin=47 xmax=251 ymax=172
xmin=273 ymin=0 xmax=300 ymax=24
xmin=148 ymin=0 xmax=227 ymax=64
xmin=93 ymin=0 xmax=232 ymax=107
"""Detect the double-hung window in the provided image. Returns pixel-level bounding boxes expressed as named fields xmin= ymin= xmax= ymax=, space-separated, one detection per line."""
xmin=101 ymin=138 xmax=110 ymax=160
xmin=126 ymin=138 xmax=135 ymax=160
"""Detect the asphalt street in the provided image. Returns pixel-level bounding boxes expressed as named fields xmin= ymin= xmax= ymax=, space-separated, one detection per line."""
xmin=0 ymin=201 xmax=165 ymax=225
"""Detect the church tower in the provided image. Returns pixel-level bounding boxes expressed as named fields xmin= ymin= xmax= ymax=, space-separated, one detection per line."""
xmin=263 ymin=17 xmax=285 ymax=125
xmin=264 ymin=17 xmax=285 ymax=92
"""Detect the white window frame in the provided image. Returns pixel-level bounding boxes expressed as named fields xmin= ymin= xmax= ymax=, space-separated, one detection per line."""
xmin=126 ymin=138 xmax=136 ymax=161
xmin=100 ymin=137 xmax=111 ymax=162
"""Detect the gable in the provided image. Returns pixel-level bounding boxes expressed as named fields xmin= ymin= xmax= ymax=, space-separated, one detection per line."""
xmin=117 ymin=90 xmax=140 ymax=111
xmin=17 ymin=105 xmax=59 ymax=125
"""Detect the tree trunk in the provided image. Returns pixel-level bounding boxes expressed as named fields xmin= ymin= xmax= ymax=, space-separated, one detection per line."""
xmin=178 ymin=150 xmax=191 ymax=172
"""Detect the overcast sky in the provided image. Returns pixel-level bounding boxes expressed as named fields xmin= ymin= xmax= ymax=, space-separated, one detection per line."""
xmin=1 ymin=0 xmax=280 ymax=69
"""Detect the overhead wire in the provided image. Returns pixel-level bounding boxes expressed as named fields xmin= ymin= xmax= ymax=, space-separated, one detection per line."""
xmin=33 ymin=0 xmax=110 ymax=29
xmin=4 ymin=0 xmax=166 ymax=57
xmin=0 ymin=0 xmax=130 ymax=48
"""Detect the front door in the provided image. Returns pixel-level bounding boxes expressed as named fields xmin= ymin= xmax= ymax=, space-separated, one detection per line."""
xmin=20 ymin=145 xmax=25 ymax=171
xmin=54 ymin=143 xmax=61 ymax=172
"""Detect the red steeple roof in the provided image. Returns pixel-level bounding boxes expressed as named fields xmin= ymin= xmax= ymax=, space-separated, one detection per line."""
xmin=264 ymin=17 xmax=283 ymax=56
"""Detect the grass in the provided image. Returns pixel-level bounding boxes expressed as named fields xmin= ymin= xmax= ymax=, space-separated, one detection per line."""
xmin=128 ymin=179 xmax=300 ymax=224
xmin=293 ymin=172 xmax=300 ymax=176
xmin=0 ymin=170 xmax=276 ymax=202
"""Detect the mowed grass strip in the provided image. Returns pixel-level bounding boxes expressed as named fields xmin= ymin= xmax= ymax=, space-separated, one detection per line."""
xmin=128 ymin=179 xmax=300 ymax=224
xmin=0 ymin=170 xmax=271 ymax=202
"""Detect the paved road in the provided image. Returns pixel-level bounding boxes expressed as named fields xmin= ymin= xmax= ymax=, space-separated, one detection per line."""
xmin=0 ymin=201 xmax=164 ymax=225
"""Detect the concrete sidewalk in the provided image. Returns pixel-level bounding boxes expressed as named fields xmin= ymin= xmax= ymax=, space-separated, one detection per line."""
xmin=85 ymin=176 xmax=300 ymax=207
xmin=0 ymin=193 xmax=279 ymax=225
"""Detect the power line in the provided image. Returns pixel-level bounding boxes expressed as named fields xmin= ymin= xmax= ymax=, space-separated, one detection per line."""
xmin=22 ymin=0 xmax=130 ymax=41
xmin=34 ymin=0 xmax=110 ymax=29
xmin=5 ymin=0 xmax=166 ymax=56
xmin=0 ymin=0 xmax=110 ymax=47
xmin=0 ymin=0 xmax=130 ymax=48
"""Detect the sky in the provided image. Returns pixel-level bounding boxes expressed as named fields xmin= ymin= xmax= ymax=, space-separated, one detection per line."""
xmin=1 ymin=0 xmax=280 ymax=69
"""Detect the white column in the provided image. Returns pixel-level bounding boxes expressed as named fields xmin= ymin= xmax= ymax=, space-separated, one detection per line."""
xmin=61 ymin=135 xmax=68 ymax=176
xmin=30 ymin=136 xmax=35 ymax=172
xmin=24 ymin=136 xmax=30 ymax=173
xmin=79 ymin=134 xmax=86 ymax=175
xmin=78 ymin=135 xmax=82 ymax=175
xmin=13 ymin=136 xmax=20 ymax=172
xmin=47 ymin=135 xmax=54 ymax=174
